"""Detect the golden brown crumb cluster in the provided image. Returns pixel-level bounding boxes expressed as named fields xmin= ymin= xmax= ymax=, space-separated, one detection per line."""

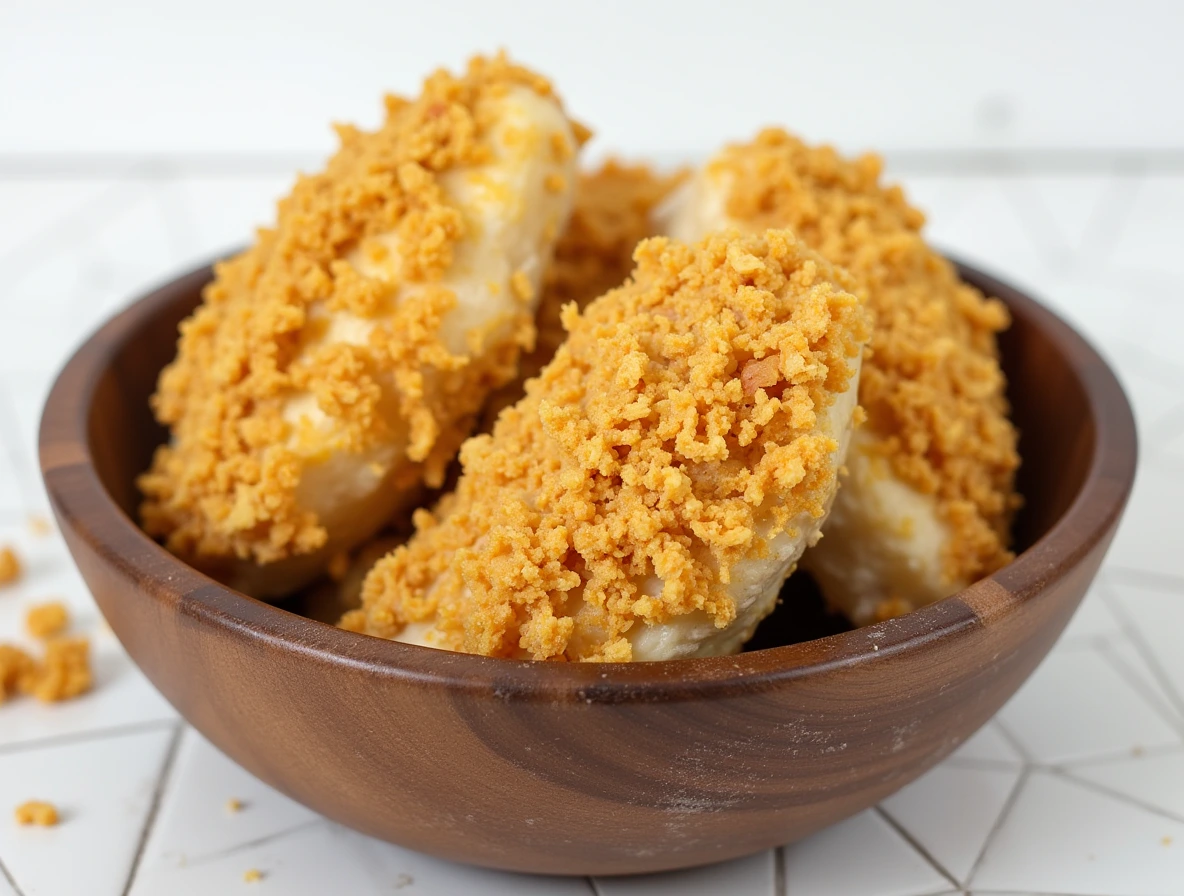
xmin=344 ymin=230 xmax=867 ymax=660
xmin=483 ymin=161 xmax=686 ymax=425
xmin=0 ymin=637 xmax=91 ymax=703
xmin=709 ymin=129 xmax=1019 ymax=582
xmin=15 ymin=800 xmax=59 ymax=826
xmin=0 ymin=546 xmax=20 ymax=586
xmin=26 ymin=602 xmax=69 ymax=639
xmin=139 ymin=54 xmax=566 ymax=567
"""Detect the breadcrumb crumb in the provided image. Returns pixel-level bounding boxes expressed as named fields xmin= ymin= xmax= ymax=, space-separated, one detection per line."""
xmin=138 ymin=53 xmax=573 ymax=570
xmin=20 ymin=637 xmax=92 ymax=702
xmin=703 ymin=129 xmax=1020 ymax=584
xmin=25 ymin=602 xmax=69 ymax=639
xmin=0 ymin=546 xmax=20 ymax=586
xmin=28 ymin=515 xmax=52 ymax=537
xmin=15 ymin=800 xmax=58 ymax=826
xmin=348 ymin=230 xmax=867 ymax=660
xmin=243 ymin=869 xmax=264 ymax=883
xmin=226 ymin=798 xmax=244 ymax=813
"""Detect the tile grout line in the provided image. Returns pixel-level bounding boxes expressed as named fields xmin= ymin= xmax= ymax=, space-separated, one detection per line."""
xmin=1095 ymin=639 xmax=1184 ymax=737
xmin=963 ymin=766 xmax=1030 ymax=889
xmin=874 ymin=806 xmax=962 ymax=890
xmin=181 ymin=819 xmax=326 ymax=868
xmin=0 ymin=717 xmax=179 ymax=758
xmin=0 ymin=854 xmax=27 ymax=896
xmin=1047 ymin=766 xmax=1184 ymax=826
xmin=1102 ymin=585 xmax=1184 ymax=722
xmin=120 ymin=723 xmax=185 ymax=896
xmin=988 ymin=720 xmax=1032 ymax=765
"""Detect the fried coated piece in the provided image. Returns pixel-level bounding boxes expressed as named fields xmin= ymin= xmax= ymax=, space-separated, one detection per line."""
xmin=664 ymin=129 xmax=1020 ymax=623
xmin=483 ymin=160 xmax=686 ymax=425
xmin=344 ymin=230 xmax=869 ymax=660
xmin=138 ymin=54 xmax=582 ymax=597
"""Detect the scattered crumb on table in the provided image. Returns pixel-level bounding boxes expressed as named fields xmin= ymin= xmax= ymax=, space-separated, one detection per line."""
xmin=23 ymin=637 xmax=92 ymax=702
xmin=15 ymin=800 xmax=59 ymax=826
xmin=0 ymin=546 xmax=20 ymax=586
xmin=0 ymin=644 xmax=35 ymax=703
xmin=1164 ymin=836 xmax=1174 ymax=846
xmin=226 ymin=798 xmax=244 ymax=813
xmin=243 ymin=869 xmax=264 ymax=883
xmin=394 ymin=872 xmax=414 ymax=889
xmin=28 ymin=515 xmax=52 ymax=537
xmin=26 ymin=601 xmax=70 ymax=639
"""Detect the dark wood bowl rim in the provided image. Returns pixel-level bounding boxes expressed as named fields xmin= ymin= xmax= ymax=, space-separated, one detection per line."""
xmin=39 ymin=256 xmax=1138 ymax=702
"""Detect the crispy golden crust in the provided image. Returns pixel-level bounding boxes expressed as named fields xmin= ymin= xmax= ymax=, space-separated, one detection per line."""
xmin=483 ymin=160 xmax=686 ymax=426
xmin=707 ymin=129 xmax=1019 ymax=583
xmin=139 ymin=54 xmax=566 ymax=567
xmin=344 ymin=230 xmax=867 ymax=661
xmin=0 ymin=644 xmax=34 ymax=704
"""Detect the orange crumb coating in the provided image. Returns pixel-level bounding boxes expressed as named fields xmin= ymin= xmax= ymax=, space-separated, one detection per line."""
xmin=138 ymin=53 xmax=578 ymax=576
xmin=26 ymin=601 xmax=69 ymax=639
xmin=696 ymin=130 xmax=1019 ymax=585
xmin=15 ymin=800 xmax=59 ymax=826
xmin=484 ymin=160 xmax=687 ymax=421
xmin=0 ymin=545 xmax=20 ymax=586
xmin=345 ymin=230 xmax=868 ymax=660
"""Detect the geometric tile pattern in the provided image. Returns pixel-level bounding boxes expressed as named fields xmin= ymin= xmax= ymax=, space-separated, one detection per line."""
xmin=0 ymin=164 xmax=1181 ymax=894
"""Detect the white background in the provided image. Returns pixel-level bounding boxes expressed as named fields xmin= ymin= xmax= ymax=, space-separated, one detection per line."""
xmin=3 ymin=0 xmax=1183 ymax=160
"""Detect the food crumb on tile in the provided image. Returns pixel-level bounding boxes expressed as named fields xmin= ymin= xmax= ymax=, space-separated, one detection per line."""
xmin=1164 ymin=836 xmax=1174 ymax=846
xmin=0 ymin=546 xmax=21 ymax=587
xmin=394 ymin=873 xmax=414 ymax=889
xmin=28 ymin=515 xmax=52 ymax=537
xmin=14 ymin=800 xmax=59 ymax=826
xmin=21 ymin=637 xmax=92 ymax=702
xmin=0 ymin=644 xmax=35 ymax=703
xmin=26 ymin=601 xmax=70 ymax=639
xmin=226 ymin=798 xmax=245 ymax=813
xmin=243 ymin=868 xmax=264 ymax=883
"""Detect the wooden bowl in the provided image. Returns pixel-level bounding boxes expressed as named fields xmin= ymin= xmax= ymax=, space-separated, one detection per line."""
xmin=40 ymin=258 xmax=1137 ymax=876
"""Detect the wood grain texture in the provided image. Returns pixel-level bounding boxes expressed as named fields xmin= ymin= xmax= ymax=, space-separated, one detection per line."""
xmin=39 ymin=258 xmax=1138 ymax=876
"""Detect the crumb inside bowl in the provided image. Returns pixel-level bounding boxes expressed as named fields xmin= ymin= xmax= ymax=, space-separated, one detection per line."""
xmin=39 ymin=257 xmax=1135 ymax=875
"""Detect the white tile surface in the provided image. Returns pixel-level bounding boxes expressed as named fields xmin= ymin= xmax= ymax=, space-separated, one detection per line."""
xmin=130 ymin=820 xmax=589 ymax=896
xmin=1070 ymin=748 xmax=1184 ymax=822
xmin=972 ymin=771 xmax=1184 ymax=895
xmin=949 ymin=723 xmax=1025 ymax=767
xmin=0 ymin=726 xmax=175 ymax=896
xmin=1109 ymin=577 xmax=1184 ymax=713
xmin=997 ymin=648 xmax=1180 ymax=764
xmin=783 ymin=810 xmax=951 ymax=896
xmin=881 ymin=764 xmax=1022 ymax=884
xmin=138 ymin=728 xmax=321 ymax=866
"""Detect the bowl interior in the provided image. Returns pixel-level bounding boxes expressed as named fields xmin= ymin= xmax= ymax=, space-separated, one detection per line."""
xmin=80 ymin=260 xmax=1098 ymax=650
